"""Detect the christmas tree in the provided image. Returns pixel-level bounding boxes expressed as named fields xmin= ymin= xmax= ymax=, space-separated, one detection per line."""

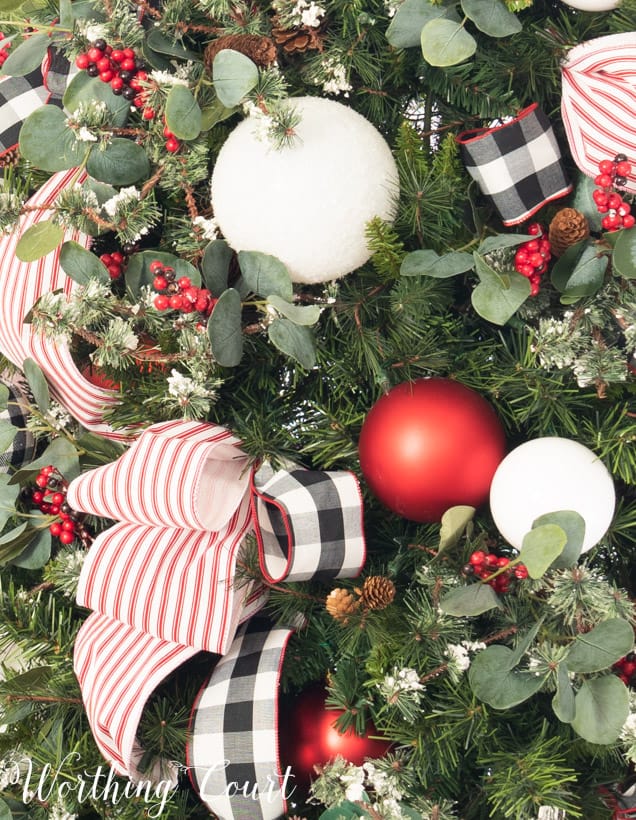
xmin=0 ymin=0 xmax=634 ymax=817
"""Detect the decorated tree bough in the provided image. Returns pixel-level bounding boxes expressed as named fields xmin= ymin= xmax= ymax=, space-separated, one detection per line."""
xmin=0 ymin=0 xmax=634 ymax=817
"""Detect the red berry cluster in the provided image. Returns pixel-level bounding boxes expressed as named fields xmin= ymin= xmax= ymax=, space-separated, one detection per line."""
xmin=592 ymin=155 xmax=635 ymax=232
xmin=0 ymin=33 xmax=11 ymax=68
xmin=464 ymin=549 xmax=529 ymax=595
xmin=30 ymin=466 xmax=90 ymax=546
xmin=99 ymin=249 xmax=126 ymax=280
xmin=150 ymin=260 xmax=217 ymax=317
xmin=613 ymin=652 xmax=636 ymax=687
xmin=514 ymin=222 xmax=551 ymax=297
xmin=75 ymin=39 xmax=153 ymax=116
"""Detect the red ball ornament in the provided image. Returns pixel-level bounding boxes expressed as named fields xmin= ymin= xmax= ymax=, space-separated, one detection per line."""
xmin=278 ymin=686 xmax=390 ymax=794
xmin=358 ymin=378 xmax=506 ymax=522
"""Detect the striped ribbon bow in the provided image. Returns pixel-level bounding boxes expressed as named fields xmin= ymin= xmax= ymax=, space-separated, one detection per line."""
xmin=562 ymin=32 xmax=636 ymax=194
xmin=68 ymin=419 xmax=366 ymax=817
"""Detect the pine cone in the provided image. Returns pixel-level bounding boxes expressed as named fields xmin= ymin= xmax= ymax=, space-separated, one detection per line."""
xmin=326 ymin=588 xmax=360 ymax=624
xmin=359 ymin=576 xmax=396 ymax=611
xmin=271 ymin=15 xmax=325 ymax=53
xmin=548 ymin=208 xmax=590 ymax=257
xmin=204 ymin=35 xmax=278 ymax=72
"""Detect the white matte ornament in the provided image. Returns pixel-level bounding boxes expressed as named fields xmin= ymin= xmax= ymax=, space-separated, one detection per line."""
xmin=560 ymin=0 xmax=619 ymax=9
xmin=210 ymin=96 xmax=399 ymax=284
xmin=489 ymin=437 xmax=615 ymax=554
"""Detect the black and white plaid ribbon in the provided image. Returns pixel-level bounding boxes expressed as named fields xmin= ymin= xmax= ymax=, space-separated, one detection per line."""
xmin=0 ymin=381 xmax=35 ymax=471
xmin=457 ymin=103 xmax=572 ymax=226
xmin=0 ymin=47 xmax=73 ymax=157
xmin=188 ymin=617 xmax=298 ymax=820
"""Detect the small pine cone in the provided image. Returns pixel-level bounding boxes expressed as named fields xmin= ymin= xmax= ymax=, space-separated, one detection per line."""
xmin=204 ymin=35 xmax=278 ymax=72
xmin=359 ymin=576 xmax=396 ymax=611
xmin=271 ymin=16 xmax=326 ymax=53
xmin=326 ymin=588 xmax=360 ymax=624
xmin=548 ymin=208 xmax=590 ymax=257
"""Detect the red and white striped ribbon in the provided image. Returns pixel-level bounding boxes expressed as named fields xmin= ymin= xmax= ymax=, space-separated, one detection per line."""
xmin=0 ymin=169 xmax=124 ymax=439
xmin=562 ymin=32 xmax=636 ymax=193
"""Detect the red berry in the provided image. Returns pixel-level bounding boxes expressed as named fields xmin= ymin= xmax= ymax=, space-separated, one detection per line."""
xmin=100 ymin=253 xmax=112 ymax=265
xmin=496 ymin=556 xmax=510 ymax=567
xmin=111 ymin=76 xmax=124 ymax=91
xmin=122 ymin=47 xmax=135 ymax=59
xmin=35 ymin=475 xmax=48 ymax=488
xmin=530 ymin=281 xmax=540 ymax=296
xmin=52 ymin=492 xmax=65 ymax=505
xmin=169 ymin=294 xmax=184 ymax=310
xmin=195 ymin=297 xmax=210 ymax=312
xmin=49 ymin=504 xmax=60 ymax=516
xmin=41 ymin=466 xmax=54 ymax=476
xmin=618 ymin=202 xmax=632 ymax=217
xmin=96 ymin=56 xmax=111 ymax=72
xmin=142 ymin=107 xmax=155 ymax=120
xmin=163 ymin=125 xmax=174 ymax=139
xmin=524 ymin=239 xmax=540 ymax=253
xmin=181 ymin=301 xmax=196 ymax=314
xmin=153 ymin=275 xmax=168 ymax=291
xmin=111 ymin=251 xmax=124 ymax=264
xmin=485 ymin=553 xmax=499 ymax=567
xmin=592 ymin=189 xmax=609 ymax=206
xmin=40 ymin=503 xmax=51 ymax=514
xmin=598 ymin=159 xmax=615 ymax=175
xmin=49 ymin=523 xmax=63 ymax=537
xmin=75 ymin=53 xmax=91 ymax=69
xmin=99 ymin=70 xmax=114 ymax=83
xmin=623 ymin=214 xmax=636 ymax=229
xmin=206 ymin=298 xmax=217 ymax=315
xmin=111 ymin=49 xmax=125 ymax=63
xmin=32 ymin=491 xmax=44 ymax=504
xmin=516 ymin=263 xmax=534 ymax=278
xmin=607 ymin=192 xmax=623 ymax=209
xmin=616 ymin=160 xmax=632 ymax=177
xmin=177 ymin=276 xmax=192 ymax=290
xmin=62 ymin=520 xmax=75 ymax=532
xmin=129 ymin=78 xmax=142 ymax=91
xmin=153 ymin=294 xmax=170 ymax=311
xmin=59 ymin=530 xmax=75 ymax=545
xmin=165 ymin=137 xmax=181 ymax=153
xmin=595 ymin=173 xmax=613 ymax=188
xmin=526 ymin=222 xmax=543 ymax=236
xmin=528 ymin=252 xmax=543 ymax=268
xmin=624 ymin=662 xmax=636 ymax=677
xmin=184 ymin=286 xmax=200 ymax=303
xmin=149 ymin=260 xmax=165 ymax=273
xmin=469 ymin=551 xmax=486 ymax=566
xmin=87 ymin=46 xmax=104 ymax=62
xmin=120 ymin=57 xmax=136 ymax=72
xmin=107 ymin=263 xmax=121 ymax=278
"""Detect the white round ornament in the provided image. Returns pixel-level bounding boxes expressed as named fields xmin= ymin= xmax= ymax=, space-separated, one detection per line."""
xmin=210 ymin=96 xmax=399 ymax=284
xmin=489 ymin=437 xmax=615 ymax=554
xmin=560 ymin=0 xmax=619 ymax=10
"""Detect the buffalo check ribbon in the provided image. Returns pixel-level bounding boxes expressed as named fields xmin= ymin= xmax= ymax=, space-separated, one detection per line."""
xmin=562 ymin=32 xmax=636 ymax=195
xmin=68 ymin=419 xmax=365 ymax=817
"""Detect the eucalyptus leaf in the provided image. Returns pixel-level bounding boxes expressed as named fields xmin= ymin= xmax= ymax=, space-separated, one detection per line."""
xmin=552 ymin=662 xmax=575 ymax=724
xmin=319 ymin=801 xmax=368 ymax=819
xmin=15 ymin=220 xmax=64 ymax=263
xmin=75 ymin=432 xmax=126 ymax=469
xmin=518 ymin=524 xmax=567 ymax=578
xmin=23 ymin=357 xmax=50 ymax=414
xmin=612 ymin=226 xmax=636 ymax=279
xmin=1 ymin=33 xmax=49 ymax=76
xmin=207 ymin=288 xmax=244 ymax=367
xmin=401 ymin=249 xmax=473 ymax=278
xmin=19 ymin=105 xmax=87 ymax=171
xmin=59 ymin=0 xmax=73 ymax=26
xmin=201 ymin=240 xmax=233 ymax=296
xmin=238 ymin=251 xmax=293 ymax=300
xmin=11 ymin=525 xmax=51 ymax=569
xmin=471 ymin=252 xmax=530 ymax=324
xmin=477 ymin=234 xmax=529 ymax=254
xmin=63 ymin=71 xmax=130 ymax=127
xmin=267 ymin=295 xmax=321 ymax=326
xmin=421 ymin=18 xmax=476 ymax=67
xmin=571 ymin=676 xmax=629 ymax=744
xmin=507 ymin=619 xmax=544 ymax=669
xmin=566 ymin=619 xmax=634 ymax=674
xmin=146 ymin=28 xmax=201 ymax=61
xmin=551 ymin=240 xmax=608 ymax=300
xmin=438 ymin=505 xmax=475 ymax=553
xmin=60 ymin=240 xmax=110 ymax=286
xmin=268 ymin=320 xmax=316 ymax=369
xmin=461 ymin=0 xmax=521 ymax=37
xmin=571 ymin=173 xmax=602 ymax=233
xmin=0 ymin=522 xmax=33 ymax=565
xmin=386 ymin=0 xmax=455 ymax=49
xmin=212 ymin=49 xmax=259 ymax=107
xmin=0 ymin=475 xmax=19 ymax=532
xmin=125 ymin=250 xmax=200 ymax=297
xmin=200 ymin=98 xmax=237 ymax=131
xmin=439 ymin=583 xmax=501 ymax=616
xmin=400 ymin=249 xmax=440 ymax=276
xmin=468 ymin=644 xmax=546 ymax=709
xmin=87 ymin=138 xmax=150 ymax=186
xmin=165 ymin=84 xmax=202 ymax=141
xmin=532 ymin=510 xmax=585 ymax=569
xmin=0 ymin=797 xmax=12 ymax=820
xmin=85 ymin=179 xmax=118 ymax=206
xmin=0 ymin=421 xmax=18 ymax=454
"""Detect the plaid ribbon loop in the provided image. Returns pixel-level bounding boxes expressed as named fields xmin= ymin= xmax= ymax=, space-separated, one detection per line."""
xmin=69 ymin=420 xmax=365 ymax=815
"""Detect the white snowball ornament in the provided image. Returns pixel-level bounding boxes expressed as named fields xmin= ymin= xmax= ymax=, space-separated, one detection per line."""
xmin=211 ymin=96 xmax=399 ymax=284
xmin=560 ymin=0 xmax=619 ymax=9
xmin=489 ymin=437 xmax=615 ymax=554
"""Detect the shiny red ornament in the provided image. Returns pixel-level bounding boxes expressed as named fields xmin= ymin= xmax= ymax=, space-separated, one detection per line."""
xmin=278 ymin=686 xmax=390 ymax=795
xmin=358 ymin=378 xmax=506 ymax=522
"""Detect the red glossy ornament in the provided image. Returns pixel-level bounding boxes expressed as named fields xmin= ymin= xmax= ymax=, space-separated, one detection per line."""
xmin=278 ymin=686 xmax=390 ymax=794
xmin=358 ymin=378 xmax=506 ymax=523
